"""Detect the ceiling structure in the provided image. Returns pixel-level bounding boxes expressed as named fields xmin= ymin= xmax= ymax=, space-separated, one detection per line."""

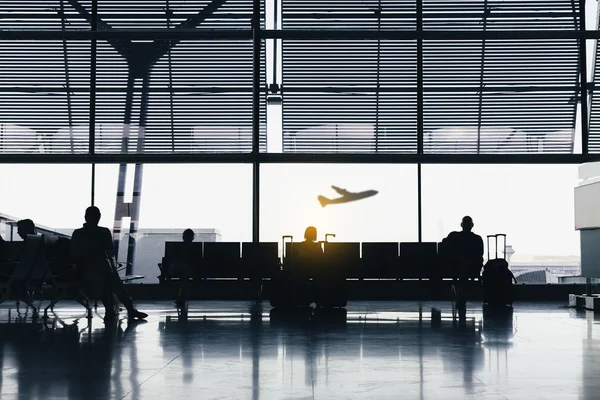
xmin=0 ymin=0 xmax=597 ymax=161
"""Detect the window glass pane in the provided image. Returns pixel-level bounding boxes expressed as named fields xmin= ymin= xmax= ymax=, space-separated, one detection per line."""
xmin=0 ymin=164 xmax=91 ymax=239
xmin=422 ymin=164 xmax=581 ymax=281
xmin=260 ymin=164 xmax=418 ymax=247
xmin=95 ymin=164 xmax=252 ymax=281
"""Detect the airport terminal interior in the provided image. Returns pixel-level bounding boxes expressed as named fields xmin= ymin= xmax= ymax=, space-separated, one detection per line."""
xmin=3 ymin=0 xmax=600 ymax=399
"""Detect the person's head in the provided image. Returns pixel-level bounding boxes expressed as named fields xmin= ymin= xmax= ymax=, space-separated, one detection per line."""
xmin=304 ymin=226 xmax=317 ymax=242
xmin=461 ymin=216 xmax=474 ymax=232
xmin=17 ymin=219 xmax=36 ymax=240
xmin=84 ymin=206 xmax=101 ymax=226
xmin=182 ymin=229 xmax=195 ymax=243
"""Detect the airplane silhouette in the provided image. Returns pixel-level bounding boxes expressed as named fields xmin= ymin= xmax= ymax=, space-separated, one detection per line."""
xmin=318 ymin=186 xmax=379 ymax=207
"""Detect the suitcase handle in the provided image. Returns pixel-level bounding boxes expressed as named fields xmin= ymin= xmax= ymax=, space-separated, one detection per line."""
xmin=487 ymin=234 xmax=507 ymax=260
xmin=282 ymin=235 xmax=293 ymax=265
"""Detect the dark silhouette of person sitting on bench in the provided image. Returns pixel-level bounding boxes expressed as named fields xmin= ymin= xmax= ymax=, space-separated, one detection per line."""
xmin=70 ymin=206 xmax=147 ymax=321
xmin=443 ymin=216 xmax=483 ymax=308
xmin=0 ymin=234 xmax=4 ymax=263
xmin=301 ymin=226 xmax=323 ymax=258
xmin=182 ymin=228 xmax=194 ymax=244
xmin=171 ymin=228 xmax=198 ymax=308
xmin=17 ymin=219 xmax=36 ymax=241
xmin=4 ymin=219 xmax=38 ymax=262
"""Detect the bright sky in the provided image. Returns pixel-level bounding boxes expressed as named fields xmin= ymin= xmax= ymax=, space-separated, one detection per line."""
xmin=0 ymin=162 xmax=581 ymax=261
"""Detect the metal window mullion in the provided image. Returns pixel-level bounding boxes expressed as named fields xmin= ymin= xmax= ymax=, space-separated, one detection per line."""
xmin=375 ymin=1 xmax=382 ymax=153
xmin=252 ymin=0 xmax=261 ymax=242
xmin=476 ymin=0 xmax=489 ymax=154
xmin=579 ymin=0 xmax=589 ymax=154
xmin=89 ymin=0 xmax=97 ymax=156
xmin=417 ymin=0 xmax=423 ymax=242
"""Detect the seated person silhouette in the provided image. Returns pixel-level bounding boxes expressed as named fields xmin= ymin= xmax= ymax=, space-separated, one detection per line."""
xmin=182 ymin=228 xmax=194 ymax=244
xmin=4 ymin=219 xmax=38 ymax=262
xmin=298 ymin=226 xmax=323 ymax=270
xmin=0 ymin=234 xmax=4 ymax=263
xmin=442 ymin=216 xmax=484 ymax=308
xmin=0 ymin=219 xmax=40 ymax=290
xmin=170 ymin=228 xmax=198 ymax=307
xmin=70 ymin=206 xmax=147 ymax=321
xmin=289 ymin=226 xmax=323 ymax=304
xmin=17 ymin=219 xmax=36 ymax=240
xmin=296 ymin=227 xmax=323 ymax=279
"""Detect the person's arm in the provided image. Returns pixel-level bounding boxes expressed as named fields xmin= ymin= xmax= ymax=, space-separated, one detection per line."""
xmin=102 ymin=228 xmax=115 ymax=258
xmin=69 ymin=230 xmax=83 ymax=261
xmin=477 ymin=236 xmax=484 ymax=264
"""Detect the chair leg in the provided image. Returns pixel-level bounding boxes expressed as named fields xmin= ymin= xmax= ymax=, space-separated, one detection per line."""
xmin=75 ymin=298 xmax=93 ymax=319
xmin=19 ymin=295 xmax=37 ymax=317
xmin=44 ymin=297 xmax=59 ymax=318
xmin=75 ymin=289 xmax=93 ymax=318
xmin=45 ymin=286 xmax=68 ymax=317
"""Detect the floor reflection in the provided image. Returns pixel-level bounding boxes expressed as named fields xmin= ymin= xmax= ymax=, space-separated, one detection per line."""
xmin=0 ymin=301 xmax=594 ymax=399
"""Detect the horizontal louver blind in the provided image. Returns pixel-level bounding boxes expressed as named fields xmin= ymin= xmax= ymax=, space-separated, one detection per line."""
xmin=97 ymin=0 xmax=255 ymax=30
xmin=96 ymin=39 xmax=266 ymax=153
xmin=282 ymin=1 xmax=417 ymax=153
xmin=424 ymin=39 xmax=579 ymax=153
xmin=0 ymin=40 xmax=91 ymax=153
xmin=0 ymin=1 xmax=92 ymax=30
xmin=0 ymin=0 xmax=266 ymax=154
xmin=422 ymin=0 xmax=579 ymax=154
xmin=282 ymin=0 xmax=416 ymax=30
xmin=423 ymin=1 xmax=579 ymax=31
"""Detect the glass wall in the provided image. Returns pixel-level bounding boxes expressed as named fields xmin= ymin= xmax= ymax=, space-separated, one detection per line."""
xmin=422 ymin=164 xmax=581 ymax=279
xmin=0 ymin=162 xmax=581 ymax=283
xmin=260 ymin=164 xmax=418 ymax=247
xmin=94 ymin=164 xmax=252 ymax=282
xmin=0 ymin=164 xmax=91 ymax=240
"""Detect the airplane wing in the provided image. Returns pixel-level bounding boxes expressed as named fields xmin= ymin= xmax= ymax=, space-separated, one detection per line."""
xmin=331 ymin=185 xmax=351 ymax=196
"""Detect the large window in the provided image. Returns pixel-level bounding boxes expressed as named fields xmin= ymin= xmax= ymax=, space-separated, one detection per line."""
xmin=95 ymin=164 xmax=252 ymax=281
xmin=422 ymin=165 xmax=580 ymax=277
xmin=0 ymin=164 xmax=91 ymax=239
xmin=260 ymin=164 xmax=418 ymax=246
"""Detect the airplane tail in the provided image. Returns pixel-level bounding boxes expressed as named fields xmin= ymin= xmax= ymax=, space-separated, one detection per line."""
xmin=318 ymin=195 xmax=330 ymax=208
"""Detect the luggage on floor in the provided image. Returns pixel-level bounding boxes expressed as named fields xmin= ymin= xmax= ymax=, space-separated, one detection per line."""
xmin=482 ymin=234 xmax=516 ymax=306
xmin=270 ymin=237 xmax=312 ymax=309
xmin=269 ymin=270 xmax=311 ymax=309
xmin=313 ymin=271 xmax=347 ymax=308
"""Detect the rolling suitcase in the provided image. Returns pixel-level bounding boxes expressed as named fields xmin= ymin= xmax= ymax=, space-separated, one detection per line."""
xmin=482 ymin=234 xmax=516 ymax=307
xmin=270 ymin=236 xmax=311 ymax=309
xmin=313 ymin=241 xmax=348 ymax=308
xmin=313 ymin=269 xmax=347 ymax=308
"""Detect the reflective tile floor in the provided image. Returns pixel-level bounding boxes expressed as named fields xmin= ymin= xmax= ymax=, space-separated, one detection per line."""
xmin=0 ymin=300 xmax=598 ymax=400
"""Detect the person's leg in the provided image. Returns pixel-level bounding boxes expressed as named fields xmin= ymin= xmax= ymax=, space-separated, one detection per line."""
xmin=85 ymin=271 xmax=117 ymax=320
xmin=176 ymin=278 xmax=189 ymax=307
xmin=107 ymin=267 xmax=147 ymax=319
xmin=456 ymin=264 xmax=468 ymax=308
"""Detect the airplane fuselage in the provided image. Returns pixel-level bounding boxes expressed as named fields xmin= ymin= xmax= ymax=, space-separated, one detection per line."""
xmin=328 ymin=190 xmax=378 ymax=204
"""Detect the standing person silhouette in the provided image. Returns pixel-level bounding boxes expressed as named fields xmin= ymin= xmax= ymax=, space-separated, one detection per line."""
xmin=443 ymin=216 xmax=484 ymax=308
xmin=171 ymin=228 xmax=197 ymax=308
xmin=70 ymin=206 xmax=147 ymax=321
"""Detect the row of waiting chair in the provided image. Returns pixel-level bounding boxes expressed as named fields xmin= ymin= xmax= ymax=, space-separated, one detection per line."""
xmin=0 ymin=235 xmax=143 ymax=318
xmin=158 ymin=241 xmax=476 ymax=282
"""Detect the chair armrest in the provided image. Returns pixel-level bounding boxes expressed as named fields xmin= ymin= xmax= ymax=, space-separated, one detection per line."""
xmin=0 ymin=261 xmax=18 ymax=278
xmin=116 ymin=261 xmax=131 ymax=273
xmin=48 ymin=262 xmax=78 ymax=278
